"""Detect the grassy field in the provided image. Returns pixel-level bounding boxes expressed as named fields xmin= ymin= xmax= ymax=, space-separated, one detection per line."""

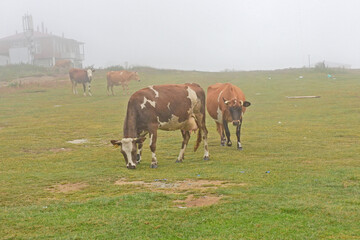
xmin=0 ymin=67 xmax=359 ymax=239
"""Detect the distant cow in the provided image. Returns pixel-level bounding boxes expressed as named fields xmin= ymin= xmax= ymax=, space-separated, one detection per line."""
xmin=111 ymin=83 xmax=210 ymax=169
xmin=54 ymin=59 xmax=73 ymax=69
xmin=207 ymin=83 xmax=251 ymax=150
xmin=69 ymin=67 xmax=95 ymax=96
xmin=107 ymin=71 xmax=140 ymax=95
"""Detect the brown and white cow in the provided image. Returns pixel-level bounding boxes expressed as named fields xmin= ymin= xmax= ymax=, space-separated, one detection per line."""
xmin=69 ymin=67 xmax=95 ymax=96
xmin=207 ymin=83 xmax=251 ymax=150
xmin=107 ymin=71 xmax=140 ymax=95
xmin=111 ymin=83 xmax=210 ymax=169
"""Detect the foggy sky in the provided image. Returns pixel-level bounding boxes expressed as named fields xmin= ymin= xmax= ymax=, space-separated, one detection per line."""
xmin=1 ymin=0 xmax=360 ymax=71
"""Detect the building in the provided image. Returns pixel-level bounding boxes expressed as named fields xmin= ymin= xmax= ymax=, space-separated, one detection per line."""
xmin=0 ymin=31 xmax=84 ymax=68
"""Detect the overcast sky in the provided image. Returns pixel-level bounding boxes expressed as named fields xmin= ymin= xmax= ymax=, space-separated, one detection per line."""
xmin=1 ymin=0 xmax=360 ymax=71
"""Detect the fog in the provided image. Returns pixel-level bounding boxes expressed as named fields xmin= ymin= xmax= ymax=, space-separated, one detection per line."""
xmin=1 ymin=0 xmax=360 ymax=71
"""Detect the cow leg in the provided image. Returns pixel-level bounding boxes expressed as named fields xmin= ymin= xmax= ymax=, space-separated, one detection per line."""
xmin=121 ymin=83 xmax=126 ymax=95
xmin=82 ymin=83 xmax=86 ymax=96
xmin=195 ymin=113 xmax=210 ymax=160
xmin=176 ymin=130 xmax=190 ymax=163
xmin=137 ymin=142 xmax=143 ymax=164
xmin=149 ymin=130 xmax=158 ymax=168
xmin=236 ymin=120 xmax=243 ymax=150
xmin=126 ymin=84 xmax=130 ymax=95
xmin=111 ymin=85 xmax=115 ymax=96
xmin=216 ymin=122 xmax=226 ymax=146
xmin=88 ymin=82 xmax=92 ymax=96
xmin=202 ymin=124 xmax=210 ymax=160
xmin=71 ymin=81 xmax=75 ymax=94
xmin=74 ymin=82 xmax=78 ymax=94
xmin=223 ymin=120 xmax=232 ymax=146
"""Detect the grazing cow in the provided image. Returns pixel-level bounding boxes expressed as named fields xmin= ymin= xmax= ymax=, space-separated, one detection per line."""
xmin=69 ymin=67 xmax=95 ymax=96
xmin=207 ymin=83 xmax=251 ymax=150
xmin=111 ymin=83 xmax=210 ymax=169
xmin=107 ymin=71 xmax=140 ymax=95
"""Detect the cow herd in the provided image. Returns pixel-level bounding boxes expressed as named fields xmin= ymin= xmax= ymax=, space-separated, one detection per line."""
xmin=69 ymin=67 xmax=251 ymax=169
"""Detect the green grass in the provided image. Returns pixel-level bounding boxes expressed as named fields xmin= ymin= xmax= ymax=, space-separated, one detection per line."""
xmin=0 ymin=67 xmax=359 ymax=239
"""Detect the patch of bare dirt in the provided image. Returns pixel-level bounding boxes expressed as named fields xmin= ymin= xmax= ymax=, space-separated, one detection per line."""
xmin=114 ymin=178 xmax=243 ymax=193
xmin=67 ymin=139 xmax=88 ymax=144
xmin=115 ymin=178 xmax=246 ymax=208
xmin=174 ymin=194 xmax=222 ymax=208
xmin=49 ymin=148 xmax=72 ymax=153
xmin=47 ymin=182 xmax=88 ymax=193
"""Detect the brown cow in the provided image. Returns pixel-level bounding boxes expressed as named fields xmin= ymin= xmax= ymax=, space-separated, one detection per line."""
xmin=69 ymin=67 xmax=95 ymax=96
xmin=207 ymin=83 xmax=251 ymax=150
xmin=111 ymin=83 xmax=210 ymax=169
xmin=106 ymin=71 xmax=140 ymax=95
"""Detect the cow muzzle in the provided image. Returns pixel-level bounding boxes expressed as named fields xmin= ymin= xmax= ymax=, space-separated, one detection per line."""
xmin=232 ymin=120 xmax=240 ymax=126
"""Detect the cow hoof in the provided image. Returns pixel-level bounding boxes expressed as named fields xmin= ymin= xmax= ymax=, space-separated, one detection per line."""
xmin=237 ymin=147 xmax=243 ymax=150
xmin=127 ymin=165 xmax=136 ymax=169
xmin=220 ymin=142 xmax=225 ymax=146
xmin=150 ymin=164 xmax=158 ymax=168
xmin=175 ymin=160 xmax=183 ymax=163
xmin=227 ymin=142 xmax=232 ymax=147
xmin=203 ymin=156 xmax=210 ymax=161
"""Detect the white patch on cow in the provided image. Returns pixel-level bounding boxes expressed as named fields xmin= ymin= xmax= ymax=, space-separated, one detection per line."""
xmin=140 ymin=97 xmax=156 ymax=109
xmin=157 ymin=114 xmax=197 ymax=131
xmin=148 ymin=85 xmax=159 ymax=98
xmin=121 ymin=138 xmax=136 ymax=167
xmin=238 ymin=142 xmax=242 ymax=148
xmin=149 ymin=134 xmax=153 ymax=146
xmin=167 ymin=102 xmax=171 ymax=110
xmin=86 ymin=69 xmax=93 ymax=79
xmin=216 ymin=106 xmax=223 ymax=123
xmin=157 ymin=115 xmax=181 ymax=130
xmin=187 ymin=87 xmax=198 ymax=111
xmin=151 ymin=152 xmax=157 ymax=161
xmin=217 ymin=90 xmax=224 ymax=102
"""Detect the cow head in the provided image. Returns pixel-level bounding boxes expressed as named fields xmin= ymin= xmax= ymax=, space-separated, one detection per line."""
xmin=111 ymin=137 xmax=146 ymax=169
xmin=86 ymin=67 xmax=96 ymax=81
xmin=223 ymin=97 xmax=251 ymax=125
xmin=132 ymin=72 xmax=141 ymax=82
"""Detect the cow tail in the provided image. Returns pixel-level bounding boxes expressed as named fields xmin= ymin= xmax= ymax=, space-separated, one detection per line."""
xmin=194 ymin=128 xmax=202 ymax=152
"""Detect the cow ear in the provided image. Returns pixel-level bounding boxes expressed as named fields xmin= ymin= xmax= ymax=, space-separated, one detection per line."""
xmin=243 ymin=101 xmax=251 ymax=107
xmin=111 ymin=140 xmax=122 ymax=148
xmin=135 ymin=137 xmax=146 ymax=144
xmin=222 ymin=97 xmax=229 ymax=105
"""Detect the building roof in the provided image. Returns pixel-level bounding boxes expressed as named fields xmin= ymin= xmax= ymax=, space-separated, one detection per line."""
xmin=0 ymin=31 xmax=84 ymax=44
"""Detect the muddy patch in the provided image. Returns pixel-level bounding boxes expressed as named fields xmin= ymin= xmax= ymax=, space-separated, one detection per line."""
xmin=48 ymin=182 xmax=88 ymax=193
xmin=114 ymin=178 xmax=240 ymax=193
xmin=174 ymin=194 xmax=222 ymax=208
xmin=115 ymin=178 xmax=246 ymax=208
xmin=67 ymin=139 xmax=88 ymax=144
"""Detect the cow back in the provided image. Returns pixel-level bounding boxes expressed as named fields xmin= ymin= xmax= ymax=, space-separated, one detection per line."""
xmin=107 ymin=71 xmax=136 ymax=84
xmin=69 ymin=68 xmax=89 ymax=83
xmin=123 ymin=83 xmax=206 ymax=136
